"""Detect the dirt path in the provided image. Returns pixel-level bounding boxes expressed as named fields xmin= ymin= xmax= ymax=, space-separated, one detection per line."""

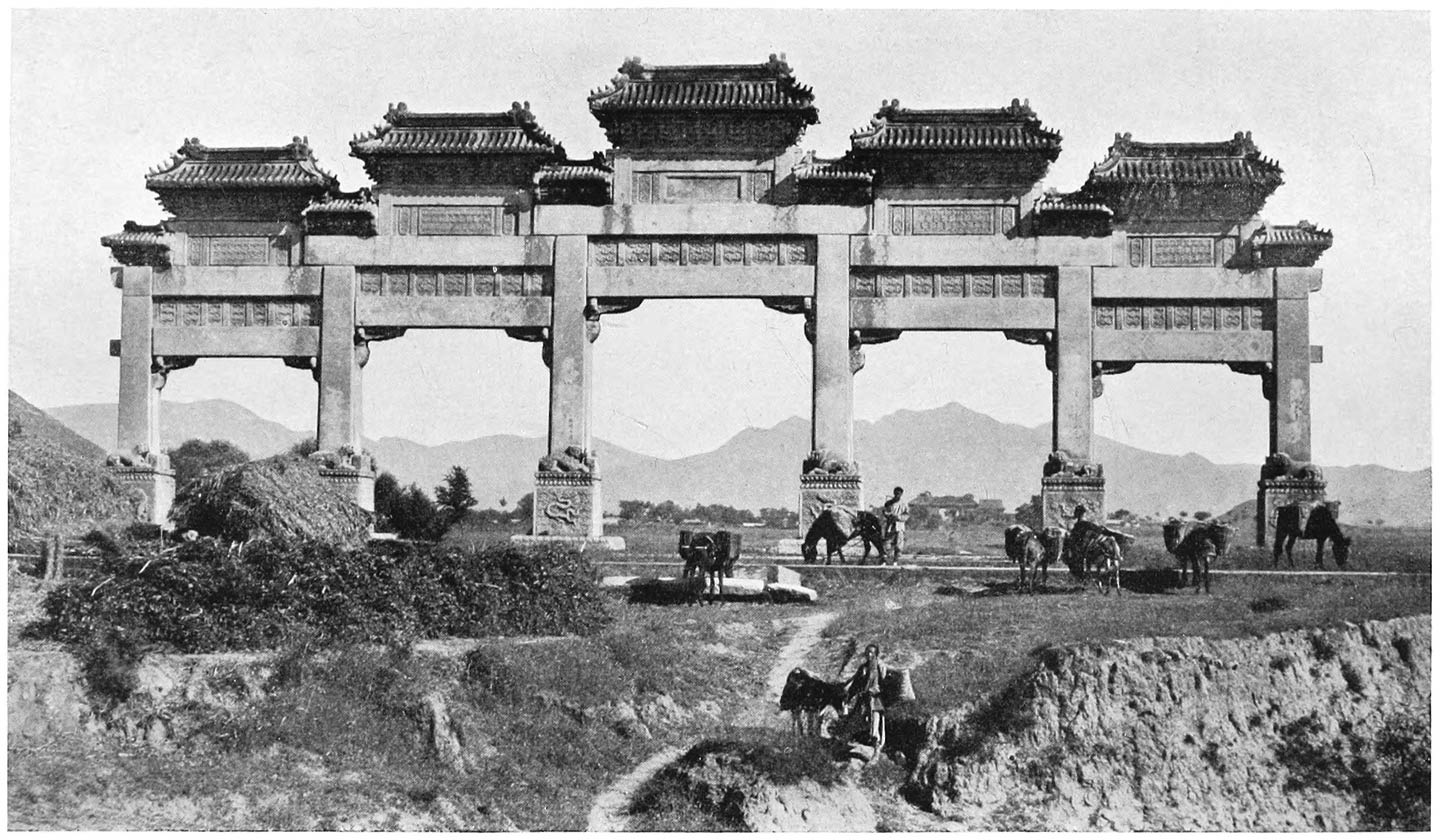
xmin=585 ymin=610 xmax=838 ymax=832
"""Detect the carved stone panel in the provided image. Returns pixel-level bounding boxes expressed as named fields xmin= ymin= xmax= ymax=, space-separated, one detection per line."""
xmin=1151 ymin=237 xmax=1216 ymax=267
xmin=589 ymin=237 xmax=816 ymax=268
xmin=534 ymin=472 xmax=601 ymax=538
xmin=155 ymin=298 xmax=319 ymax=327
xmin=1256 ymin=478 xmax=1328 ymax=547
xmin=414 ymin=206 xmax=499 ymax=236
xmin=1094 ymin=302 xmax=1270 ymax=331
xmin=799 ymin=473 xmax=864 ymax=539
xmin=357 ymin=268 xmax=550 ymax=297
xmin=853 ymin=269 xmax=1057 ymax=299
xmin=1040 ymin=475 xmax=1106 ymax=532
xmin=188 ymin=236 xmax=287 ymax=266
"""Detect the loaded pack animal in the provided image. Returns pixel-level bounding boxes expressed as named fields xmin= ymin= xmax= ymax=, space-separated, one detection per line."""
xmin=1273 ymin=501 xmax=1352 ymax=569
xmin=678 ymin=529 xmax=742 ymax=604
xmin=1060 ymin=519 xmax=1127 ymax=595
xmin=779 ymin=667 xmax=850 ymax=737
xmin=1003 ymin=524 xmax=1065 ymax=593
xmin=1162 ymin=519 xmax=1233 ymax=593
xmin=800 ymin=508 xmax=887 ymax=565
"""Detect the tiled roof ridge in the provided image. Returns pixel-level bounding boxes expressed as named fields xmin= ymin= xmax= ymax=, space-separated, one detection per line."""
xmin=1253 ymin=219 xmax=1333 ymax=242
xmin=146 ymin=136 xmax=338 ymax=188
xmin=303 ymin=188 xmax=377 ymax=215
xmin=1091 ymin=131 xmax=1283 ymax=178
xmin=535 ymin=153 xmax=613 ymax=183
xmin=587 ymin=53 xmax=817 ymax=116
xmin=793 ymin=151 xmax=874 ymax=182
xmin=850 ymin=98 xmax=1062 ymax=153
xmin=1035 ymin=190 xmax=1113 ymax=216
xmin=351 ymin=101 xmax=563 ymax=156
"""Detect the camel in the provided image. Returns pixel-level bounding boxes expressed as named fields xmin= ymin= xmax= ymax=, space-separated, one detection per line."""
xmin=678 ymin=530 xmax=742 ymax=605
xmin=800 ymin=508 xmax=886 ymax=565
xmin=1162 ymin=519 xmax=1233 ymax=593
xmin=1061 ymin=523 xmax=1125 ymax=595
xmin=1273 ymin=502 xmax=1352 ymax=569
xmin=1003 ymin=524 xmax=1065 ymax=592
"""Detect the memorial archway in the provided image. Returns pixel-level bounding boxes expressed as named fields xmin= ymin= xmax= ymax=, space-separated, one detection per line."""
xmin=103 ymin=56 xmax=1333 ymax=547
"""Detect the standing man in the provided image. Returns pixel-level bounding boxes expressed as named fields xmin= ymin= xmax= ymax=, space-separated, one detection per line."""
xmin=845 ymin=643 xmax=889 ymax=754
xmin=882 ymin=486 xmax=908 ymax=566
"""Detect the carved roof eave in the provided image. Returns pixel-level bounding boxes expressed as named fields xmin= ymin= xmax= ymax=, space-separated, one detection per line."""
xmin=145 ymin=136 xmax=338 ymax=193
xmin=848 ymin=99 xmax=1062 ymax=160
xmin=586 ymin=54 xmax=819 ymax=126
xmin=1251 ymin=222 xmax=1334 ymax=266
xmin=101 ymin=221 xmax=172 ymax=267
xmin=350 ymin=101 xmax=564 ymax=164
xmin=303 ymin=188 xmax=378 ymax=217
xmin=1087 ymin=131 xmax=1284 ymax=189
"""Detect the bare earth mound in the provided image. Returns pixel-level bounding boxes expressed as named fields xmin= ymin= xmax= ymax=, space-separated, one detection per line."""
xmin=7 ymin=391 xmax=139 ymax=545
xmin=914 ymin=615 xmax=1431 ymax=831
xmin=171 ymin=455 xmax=371 ymax=547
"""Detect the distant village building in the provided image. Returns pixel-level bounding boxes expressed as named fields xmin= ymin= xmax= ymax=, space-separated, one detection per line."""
xmin=911 ymin=492 xmax=1010 ymax=524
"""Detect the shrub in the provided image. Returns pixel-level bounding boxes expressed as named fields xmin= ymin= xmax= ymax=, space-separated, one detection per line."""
xmin=28 ymin=539 xmax=609 ymax=654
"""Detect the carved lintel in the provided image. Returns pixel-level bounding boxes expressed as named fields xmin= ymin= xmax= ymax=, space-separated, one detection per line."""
xmin=505 ymin=326 xmax=548 ymax=343
xmin=761 ymin=296 xmax=807 ymax=316
xmin=853 ymin=328 xmax=901 ymax=346
xmin=586 ymin=297 xmax=644 ymax=317
xmin=1228 ymin=361 xmax=1275 ymax=400
xmin=1004 ymin=329 xmax=1050 ymax=347
xmin=151 ymin=355 xmax=197 ymax=376
xmin=355 ymin=326 xmax=406 ymax=344
xmin=1091 ymin=361 xmax=1135 ymax=398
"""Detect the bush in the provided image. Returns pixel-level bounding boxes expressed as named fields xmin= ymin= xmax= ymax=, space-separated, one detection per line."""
xmin=28 ymin=539 xmax=610 ymax=653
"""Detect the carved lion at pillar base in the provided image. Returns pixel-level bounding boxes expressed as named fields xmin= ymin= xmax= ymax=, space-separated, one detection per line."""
xmin=1261 ymin=452 xmax=1325 ymax=482
xmin=538 ymin=445 xmax=596 ymax=474
xmin=309 ymin=446 xmax=377 ymax=473
xmin=1042 ymin=450 xmax=1103 ymax=479
xmin=802 ymin=449 xmax=859 ymax=476
xmin=105 ymin=446 xmax=171 ymax=471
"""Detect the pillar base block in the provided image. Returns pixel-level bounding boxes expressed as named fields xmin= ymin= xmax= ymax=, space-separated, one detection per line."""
xmin=1256 ymin=477 xmax=1329 ymax=547
xmin=1040 ymin=475 xmax=1106 ymax=531
xmin=798 ymin=472 xmax=864 ymax=538
xmin=318 ymin=468 xmax=376 ymax=513
xmin=510 ymin=534 xmax=626 ymax=551
xmin=107 ymin=466 xmax=175 ymax=527
xmin=533 ymin=471 xmax=602 ymax=539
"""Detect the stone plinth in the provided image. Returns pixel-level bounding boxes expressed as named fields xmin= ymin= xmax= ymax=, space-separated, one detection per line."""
xmin=108 ymin=465 xmax=175 ymax=526
xmin=798 ymin=472 xmax=863 ymax=537
xmin=533 ymin=471 xmax=602 ymax=538
xmin=1256 ymin=477 xmax=1328 ymax=547
xmin=319 ymin=467 xmax=375 ymax=513
xmin=1040 ymin=475 xmax=1106 ymax=531
xmin=510 ymin=534 xmax=626 ymax=551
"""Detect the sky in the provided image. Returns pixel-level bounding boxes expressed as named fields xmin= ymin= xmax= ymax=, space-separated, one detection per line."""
xmin=7 ymin=9 xmax=1431 ymax=471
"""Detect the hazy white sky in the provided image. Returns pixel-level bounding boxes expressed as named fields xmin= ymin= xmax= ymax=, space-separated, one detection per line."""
xmin=8 ymin=9 xmax=1431 ymax=470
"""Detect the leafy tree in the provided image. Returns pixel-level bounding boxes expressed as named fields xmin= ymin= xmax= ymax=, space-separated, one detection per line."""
xmin=288 ymin=437 xmax=319 ymax=458
xmin=372 ymin=471 xmax=402 ymax=532
xmin=392 ymin=483 xmax=443 ymax=541
xmin=514 ymin=492 xmax=534 ymax=525
xmin=618 ymin=499 xmax=652 ymax=521
xmin=1112 ymin=508 xmax=1133 ymax=522
xmin=1194 ymin=511 xmax=1212 ymax=521
xmin=434 ymin=465 xmax=478 ymax=523
xmin=166 ymin=439 xmax=251 ymax=490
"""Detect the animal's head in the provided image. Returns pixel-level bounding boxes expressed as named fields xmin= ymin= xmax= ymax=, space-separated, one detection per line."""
xmin=1333 ymin=534 xmax=1353 ymax=566
xmin=801 ymin=541 xmax=818 ymax=564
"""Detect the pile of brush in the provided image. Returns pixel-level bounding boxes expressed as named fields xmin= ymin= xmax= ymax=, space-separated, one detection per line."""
xmin=171 ymin=455 xmax=371 ymax=548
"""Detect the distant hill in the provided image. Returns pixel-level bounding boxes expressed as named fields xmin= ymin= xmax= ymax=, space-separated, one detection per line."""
xmin=8 ymin=391 xmax=139 ymax=543
xmin=45 ymin=398 xmax=1431 ymax=527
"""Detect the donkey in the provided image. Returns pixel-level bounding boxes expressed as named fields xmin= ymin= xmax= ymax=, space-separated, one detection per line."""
xmin=1004 ymin=524 xmax=1065 ymax=593
xmin=800 ymin=508 xmax=886 ymax=565
xmin=1273 ymin=502 xmax=1352 ymax=569
xmin=779 ymin=667 xmax=849 ymax=737
xmin=679 ymin=529 xmax=742 ymax=605
xmin=1163 ymin=519 xmax=1233 ymax=593
xmin=1063 ymin=523 xmax=1125 ymax=595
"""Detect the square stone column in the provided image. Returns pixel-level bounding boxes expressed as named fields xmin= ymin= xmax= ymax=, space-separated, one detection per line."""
xmin=108 ymin=265 xmax=174 ymax=525
xmin=532 ymin=235 xmax=602 ymax=539
xmin=315 ymin=265 xmax=373 ymax=512
xmin=800 ymin=235 xmax=862 ymax=536
xmin=1256 ymin=268 xmax=1324 ymax=545
xmin=1041 ymin=266 xmax=1103 ymax=529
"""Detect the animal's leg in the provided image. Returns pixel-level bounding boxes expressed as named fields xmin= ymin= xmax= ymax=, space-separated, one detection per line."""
xmin=1202 ymin=551 xmax=1212 ymax=594
xmin=1314 ymin=537 xmax=1326 ymax=569
xmin=1284 ymin=535 xmax=1297 ymax=568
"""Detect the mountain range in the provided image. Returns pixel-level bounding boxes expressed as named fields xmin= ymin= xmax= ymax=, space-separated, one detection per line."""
xmin=46 ymin=399 xmax=1431 ymax=526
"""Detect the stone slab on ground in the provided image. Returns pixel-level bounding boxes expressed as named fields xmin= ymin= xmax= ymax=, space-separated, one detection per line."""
xmin=773 ymin=565 xmax=802 ymax=585
xmin=765 ymin=582 xmax=818 ymax=602
xmin=509 ymin=534 xmax=626 ymax=551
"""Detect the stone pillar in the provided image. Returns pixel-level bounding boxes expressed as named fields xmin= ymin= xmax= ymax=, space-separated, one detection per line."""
xmin=108 ymin=266 xmax=175 ymax=526
xmin=799 ymin=235 xmax=862 ymax=536
xmin=533 ymin=235 xmax=602 ymax=539
xmin=1041 ymin=266 xmax=1104 ymax=529
xmin=315 ymin=265 xmax=374 ymax=511
xmin=1256 ymin=268 xmax=1325 ymax=545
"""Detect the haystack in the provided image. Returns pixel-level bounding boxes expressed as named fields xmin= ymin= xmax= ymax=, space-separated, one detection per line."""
xmin=7 ymin=391 xmax=141 ymax=546
xmin=171 ymin=454 xmax=371 ymax=548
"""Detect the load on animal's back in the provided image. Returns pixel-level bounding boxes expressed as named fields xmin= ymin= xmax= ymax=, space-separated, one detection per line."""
xmin=1273 ymin=500 xmax=1351 ymax=568
xmin=1004 ymin=523 xmax=1064 ymax=592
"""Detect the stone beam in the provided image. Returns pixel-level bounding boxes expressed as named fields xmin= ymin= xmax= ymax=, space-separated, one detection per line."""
xmin=115 ymin=266 xmax=156 ymax=454
xmin=587 ymin=266 xmax=813 ymax=298
xmin=152 ymin=327 xmax=320 ymax=358
xmin=1092 ymin=331 xmax=1272 ymax=364
xmin=850 ymin=235 xmax=1112 ymax=269
xmin=151 ymin=266 xmax=323 ymax=296
xmin=317 ymin=266 xmax=362 ymax=452
xmin=356 ymin=297 xmax=551 ymax=329
xmin=1093 ymin=266 xmax=1275 ymax=298
xmin=811 ymin=235 xmax=853 ymax=458
xmin=850 ymin=298 xmax=1054 ymax=332
xmin=305 ymin=235 xmax=555 ymax=267
xmin=534 ymin=204 xmax=868 ymax=236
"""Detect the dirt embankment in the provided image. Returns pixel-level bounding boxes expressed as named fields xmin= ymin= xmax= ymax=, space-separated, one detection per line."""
xmin=913 ymin=615 xmax=1430 ymax=831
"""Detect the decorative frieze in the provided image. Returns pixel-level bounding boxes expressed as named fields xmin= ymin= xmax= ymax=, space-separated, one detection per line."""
xmin=1126 ymin=236 xmax=1241 ymax=268
xmin=154 ymin=297 xmax=319 ymax=327
xmin=186 ymin=236 xmax=290 ymax=266
xmin=590 ymin=236 xmax=814 ymax=267
xmin=850 ymin=269 xmax=1054 ymax=299
xmin=631 ymin=170 xmax=775 ymax=204
xmin=1092 ymin=301 xmax=1269 ymax=331
xmin=357 ymin=267 xmax=551 ymax=297
xmin=392 ymin=205 xmax=515 ymax=236
xmin=887 ymin=204 xmax=1017 ymax=236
